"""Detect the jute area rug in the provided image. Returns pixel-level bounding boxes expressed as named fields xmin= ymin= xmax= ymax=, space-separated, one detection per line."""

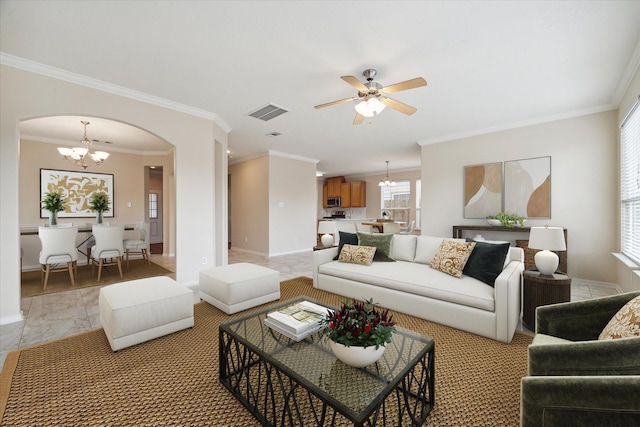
xmin=21 ymin=259 xmax=174 ymax=298
xmin=0 ymin=277 xmax=532 ymax=426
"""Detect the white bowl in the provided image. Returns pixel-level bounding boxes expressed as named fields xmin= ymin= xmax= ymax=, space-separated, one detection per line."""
xmin=486 ymin=219 xmax=502 ymax=226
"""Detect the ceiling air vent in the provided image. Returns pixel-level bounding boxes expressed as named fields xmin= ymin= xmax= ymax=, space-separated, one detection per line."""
xmin=266 ymin=132 xmax=282 ymax=137
xmin=248 ymin=103 xmax=289 ymax=121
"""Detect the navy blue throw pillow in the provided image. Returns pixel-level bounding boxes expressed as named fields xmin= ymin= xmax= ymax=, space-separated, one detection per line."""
xmin=333 ymin=231 xmax=359 ymax=260
xmin=462 ymin=239 xmax=510 ymax=287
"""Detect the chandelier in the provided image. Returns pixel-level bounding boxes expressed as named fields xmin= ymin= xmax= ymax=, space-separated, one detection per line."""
xmin=378 ymin=160 xmax=396 ymax=187
xmin=57 ymin=121 xmax=109 ymax=169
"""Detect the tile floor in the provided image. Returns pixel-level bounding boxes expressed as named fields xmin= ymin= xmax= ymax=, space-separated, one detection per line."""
xmin=0 ymin=250 xmax=619 ymax=371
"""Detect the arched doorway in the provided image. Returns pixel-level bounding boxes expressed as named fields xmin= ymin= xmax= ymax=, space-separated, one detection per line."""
xmin=18 ymin=115 xmax=175 ymax=295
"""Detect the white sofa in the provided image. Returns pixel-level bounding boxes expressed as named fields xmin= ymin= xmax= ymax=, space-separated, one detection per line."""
xmin=313 ymin=234 xmax=524 ymax=343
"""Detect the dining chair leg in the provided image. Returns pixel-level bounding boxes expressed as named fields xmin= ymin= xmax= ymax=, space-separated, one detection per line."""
xmin=42 ymin=264 xmax=50 ymax=290
xmin=67 ymin=261 xmax=75 ymax=286
xmin=143 ymin=248 xmax=150 ymax=264
xmin=116 ymin=256 xmax=123 ymax=278
xmin=97 ymin=259 xmax=103 ymax=282
xmin=125 ymin=249 xmax=130 ymax=268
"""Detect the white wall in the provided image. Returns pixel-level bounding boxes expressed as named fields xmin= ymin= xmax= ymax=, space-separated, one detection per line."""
xmin=0 ymin=65 xmax=228 ymax=324
xmin=269 ymin=153 xmax=318 ymax=256
xmin=230 ymin=152 xmax=318 ymax=257
xmin=420 ymin=110 xmax=618 ymax=283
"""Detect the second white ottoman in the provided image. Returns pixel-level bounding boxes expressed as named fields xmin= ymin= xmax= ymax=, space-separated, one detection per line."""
xmin=199 ymin=263 xmax=280 ymax=314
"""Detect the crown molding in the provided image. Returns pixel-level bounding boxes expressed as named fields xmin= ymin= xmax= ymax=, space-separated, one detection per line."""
xmin=0 ymin=53 xmax=232 ymax=134
xmin=611 ymin=36 xmax=640 ymax=107
xmin=417 ymin=104 xmax=616 ymax=146
xmin=267 ymin=150 xmax=319 ymax=164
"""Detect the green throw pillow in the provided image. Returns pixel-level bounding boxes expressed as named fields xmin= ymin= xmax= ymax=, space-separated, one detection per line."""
xmin=357 ymin=232 xmax=396 ymax=262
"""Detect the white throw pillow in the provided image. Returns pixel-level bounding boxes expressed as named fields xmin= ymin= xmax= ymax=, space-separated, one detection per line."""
xmin=390 ymin=234 xmax=417 ymax=262
xmin=414 ymin=236 xmax=464 ymax=264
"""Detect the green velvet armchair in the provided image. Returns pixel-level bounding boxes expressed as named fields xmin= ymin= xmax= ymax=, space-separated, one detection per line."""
xmin=521 ymin=291 xmax=640 ymax=426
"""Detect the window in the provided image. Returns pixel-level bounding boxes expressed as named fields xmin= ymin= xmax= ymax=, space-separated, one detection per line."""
xmin=621 ymin=98 xmax=640 ymax=264
xmin=149 ymin=193 xmax=158 ymax=219
xmin=380 ymin=180 xmax=410 ymax=223
xmin=416 ymin=179 xmax=421 ymax=229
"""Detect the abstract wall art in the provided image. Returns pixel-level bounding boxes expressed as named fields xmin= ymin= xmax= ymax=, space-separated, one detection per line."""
xmin=463 ymin=162 xmax=503 ymax=218
xmin=504 ymin=156 xmax=551 ymax=218
xmin=40 ymin=168 xmax=114 ymax=218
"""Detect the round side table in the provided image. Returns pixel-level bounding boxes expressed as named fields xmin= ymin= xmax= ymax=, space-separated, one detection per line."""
xmin=522 ymin=270 xmax=571 ymax=331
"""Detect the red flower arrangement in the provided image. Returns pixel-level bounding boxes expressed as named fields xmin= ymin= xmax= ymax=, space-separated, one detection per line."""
xmin=323 ymin=298 xmax=396 ymax=349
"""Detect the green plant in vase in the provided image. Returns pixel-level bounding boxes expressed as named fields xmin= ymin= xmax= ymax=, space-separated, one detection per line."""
xmin=89 ymin=192 xmax=110 ymax=224
xmin=41 ymin=191 xmax=66 ymax=225
xmin=486 ymin=211 xmax=525 ymax=228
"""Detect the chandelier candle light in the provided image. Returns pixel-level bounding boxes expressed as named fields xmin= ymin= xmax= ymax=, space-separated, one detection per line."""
xmin=379 ymin=160 xmax=396 ymax=187
xmin=57 ymin=121 xmax=109 ymax=169
xmin=528 ymin=226 xmax=567 ymax=276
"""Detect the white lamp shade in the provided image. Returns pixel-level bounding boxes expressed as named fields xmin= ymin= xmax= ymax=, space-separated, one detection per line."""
xmin=528 ymin=226 xmax=566 ymax=275
xmin=355 ymin=98 xmax=386 ymax=117
xmin=528 ymin=227 xmax=566 ymax=251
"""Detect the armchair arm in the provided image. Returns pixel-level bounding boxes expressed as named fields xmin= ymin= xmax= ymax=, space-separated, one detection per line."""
xmin=521 ymin=375 xmax=640 ymax=427
xmin=536 ymin=291 xmax=640 ymax=341
xmin=528 ymin=336 xmax=640 ymax=376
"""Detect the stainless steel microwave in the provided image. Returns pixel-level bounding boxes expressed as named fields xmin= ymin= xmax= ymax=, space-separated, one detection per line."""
xmin=327 ymin=197 xmax=341 ymax=207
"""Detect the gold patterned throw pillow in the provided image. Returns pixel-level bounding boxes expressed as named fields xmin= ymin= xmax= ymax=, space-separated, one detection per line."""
xmin=430 ymin=240 xmax=476 ymax=278
xmin=598 ymin=295 xmax=640 ymax=340
xmin=338 ymin=244 xmax=376 ymax=266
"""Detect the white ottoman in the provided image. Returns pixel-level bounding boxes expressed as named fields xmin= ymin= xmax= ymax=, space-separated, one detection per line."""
xmin=199 ymin=263 xmax=280 ymax=314
xmin=99 ymin=276 xmax=194 ymax=351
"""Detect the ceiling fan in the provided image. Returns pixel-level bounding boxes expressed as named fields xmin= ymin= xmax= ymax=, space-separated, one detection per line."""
xmin=314 ymin=69 xmax=427 ymax=124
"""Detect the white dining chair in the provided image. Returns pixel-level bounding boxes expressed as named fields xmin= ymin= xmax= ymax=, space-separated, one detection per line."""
xmin=382 ymin=222 xmax=401 ymax=234
xmin=399 ymin=220 xmax=416 ymax=235
xmin=123 ymin=221 xmax=151 ymax=267
xmin=38 ymin=225 xmax=79 ymax=290
xmin=89 ymin=224 xmax=125 ymax=282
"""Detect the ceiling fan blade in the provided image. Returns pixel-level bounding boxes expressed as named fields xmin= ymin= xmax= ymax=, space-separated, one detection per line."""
xmin=341 ymin=76 xmax=368 ymax=92
xmin=381 ymin=77 xmax=427 ymax=94
xmin=379 ymin=97 xmax=418 ymax=115
xmin=353 ymin=113 xmax=365 ymax=125
xmin=314 ymin=97 xmax=357 ymax=109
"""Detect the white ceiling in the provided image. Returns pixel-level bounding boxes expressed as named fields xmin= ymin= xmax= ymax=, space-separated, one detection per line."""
xmin=2 ymin=1 xmax=639 ymax=177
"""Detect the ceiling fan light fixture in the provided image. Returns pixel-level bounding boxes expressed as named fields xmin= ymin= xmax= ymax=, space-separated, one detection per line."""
xmin=355 ymin=97 xmax=386 ymax=118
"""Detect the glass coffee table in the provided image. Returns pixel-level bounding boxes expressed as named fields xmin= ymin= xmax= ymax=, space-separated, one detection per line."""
xmin=219 ymin=297 xmax=435 ymax=426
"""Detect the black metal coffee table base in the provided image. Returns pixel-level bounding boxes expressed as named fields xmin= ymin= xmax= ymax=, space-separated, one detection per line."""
xmin=219 ymin=328 xmax=434 ymax=426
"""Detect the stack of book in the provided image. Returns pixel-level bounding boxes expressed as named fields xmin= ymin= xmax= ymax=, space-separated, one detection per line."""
xmin=264 ymin=300 xmax=328 ymax=341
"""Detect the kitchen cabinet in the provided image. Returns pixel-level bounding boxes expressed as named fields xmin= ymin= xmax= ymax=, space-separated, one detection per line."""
xmin=326 ymin=176 xmax=345 ymax=197
xmin=350 ymin=181 xmax=366 ymax=207
xmin=322 ymin=185 xmax=328 ymax=208
xmin=338 ymin=181 xmax=366 ymax=208
xmin=340 ymin=183 xmax=351 ymax=207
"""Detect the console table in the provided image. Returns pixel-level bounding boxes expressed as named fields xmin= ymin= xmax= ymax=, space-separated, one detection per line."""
xmin=452 ymin=225 xmax=568 ymax=273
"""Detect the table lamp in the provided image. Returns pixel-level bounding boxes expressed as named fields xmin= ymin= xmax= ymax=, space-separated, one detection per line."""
xmin=528 ymin=226 xmax=566 ymax=276
xmin=317 ymin=221 xmax=336 ymax=248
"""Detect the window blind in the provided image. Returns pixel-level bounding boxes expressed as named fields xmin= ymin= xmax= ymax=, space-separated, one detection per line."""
xmin=621 ymin=97 xmax=640 ymax=264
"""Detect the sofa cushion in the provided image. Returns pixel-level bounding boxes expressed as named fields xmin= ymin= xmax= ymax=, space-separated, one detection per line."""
xmin=390 ymin=234 xmax=417 ymax=262
xmin=598 ymin=295 xmax=640 ymax=340
xmin=318 ymin=260 xmax=495 ymax=311
xmin=338 ymin=244 xmax=376 ymax=266
xmin=463 ymin=240 xmax=511 ymax=287
xmin=430 ymin=240 xmax=476 ymax=278
xmin=357 ymin=232 xmax=395 ymax=262
xmin=333 ymin=231 xmax=358 ymax=260
xmin=414 ymin=236 xmax=465 ymax=264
